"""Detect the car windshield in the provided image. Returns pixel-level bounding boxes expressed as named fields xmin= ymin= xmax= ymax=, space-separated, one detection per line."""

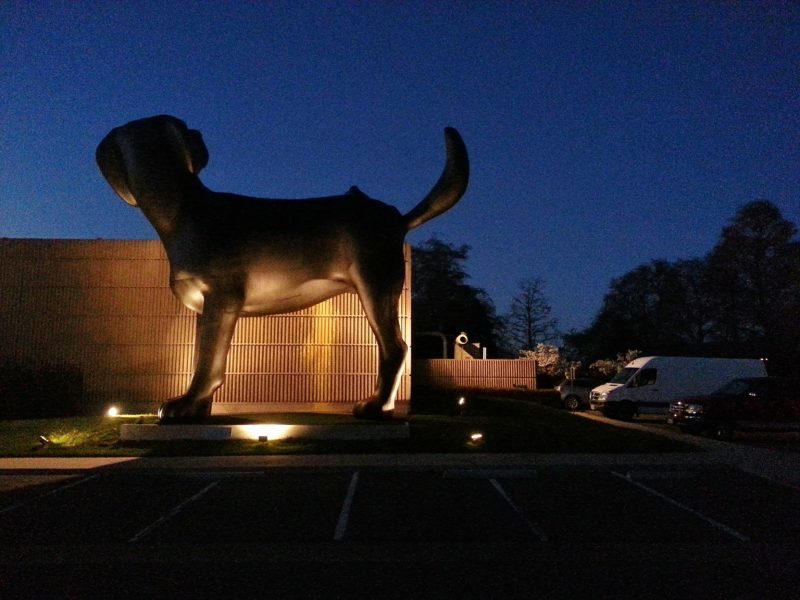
xmin=610 ymin=368 xmax=637 ymax=385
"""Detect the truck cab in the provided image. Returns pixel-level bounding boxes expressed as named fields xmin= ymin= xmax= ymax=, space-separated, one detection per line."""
xmin=589 ymin=360 xmax=662 ymax=419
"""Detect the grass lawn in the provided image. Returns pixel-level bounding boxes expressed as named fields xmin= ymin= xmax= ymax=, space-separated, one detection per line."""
xmin=0 ymin=396 xmax=696 ymax=456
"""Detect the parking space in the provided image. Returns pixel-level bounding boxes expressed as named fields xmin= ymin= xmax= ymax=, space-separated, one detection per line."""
xmin=140 ymin=472 xmax=352 ymax=544
xmin=2 ymin=465 xmax=798 ymax=548
xmin=345 ymin=471 xmax=531 ymax=542
xmin=620 ymin=468 xmax=800 ymax=542
xmin=497 ymin=469 xmax=739 ymax=544
xmin=0 ymin=474 xmax=208 ymax=545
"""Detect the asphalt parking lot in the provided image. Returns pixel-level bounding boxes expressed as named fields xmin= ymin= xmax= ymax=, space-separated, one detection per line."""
xmin=1 ymin=463 xmax=799 ymax=598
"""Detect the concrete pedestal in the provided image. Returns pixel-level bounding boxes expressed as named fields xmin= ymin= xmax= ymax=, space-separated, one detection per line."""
xmin=120 ymin=421 xmax=409 ymax=442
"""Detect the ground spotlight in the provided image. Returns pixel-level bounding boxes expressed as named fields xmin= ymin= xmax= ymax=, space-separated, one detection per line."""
xmin=39 ymin=435 xmax=51 ymax=445
xmin=106 ymin=406 xmax=120 ymax=417
xmin=468 ymin=431 xmax=484 ymax=446
xmin=456 ymin=395 xmax=467 ymax=415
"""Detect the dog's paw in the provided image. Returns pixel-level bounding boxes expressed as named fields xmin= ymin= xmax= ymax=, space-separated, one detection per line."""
xmin=158 ymin=396 xmax=212 ymax=424
xmin=352 ymin=400 xmax=393 ymax=421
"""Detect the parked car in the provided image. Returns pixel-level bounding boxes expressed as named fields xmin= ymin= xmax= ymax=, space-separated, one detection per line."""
xmin=555 ymin=378 xmax=605 ymax=411
xmin=667 ymin=377 xmax=800 ymax=439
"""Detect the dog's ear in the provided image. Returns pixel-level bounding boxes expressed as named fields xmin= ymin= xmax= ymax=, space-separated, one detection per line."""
xmin=96 ymin=130 xmax=138 ymax=206
xmin=186 ymin=129 xmax=209 ymax=175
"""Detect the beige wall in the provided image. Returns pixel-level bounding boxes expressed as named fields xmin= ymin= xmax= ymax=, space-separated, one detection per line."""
xmin=0 ymin=239 xmax=411 ymax=415
xmin=412 ymin=359 xmax=537 ymax=391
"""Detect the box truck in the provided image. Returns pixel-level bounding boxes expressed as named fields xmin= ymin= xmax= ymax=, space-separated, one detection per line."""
xmin=588 ymin=356 xmax=767 ymax=420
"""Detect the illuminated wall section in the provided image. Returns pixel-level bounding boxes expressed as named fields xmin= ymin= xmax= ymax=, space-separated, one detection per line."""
xmin=0 ymin=239 xmax=411 ymax=415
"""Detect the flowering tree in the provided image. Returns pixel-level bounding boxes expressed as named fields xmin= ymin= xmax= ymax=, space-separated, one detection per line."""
xmin=520 ymin=343 xmax=577 ymax=377
xmin=589 ymin=349 xmax=641 ymax=378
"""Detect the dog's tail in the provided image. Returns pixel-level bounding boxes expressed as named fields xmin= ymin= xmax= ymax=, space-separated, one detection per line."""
xmin=403 ymin=127 xmax=469 ymax=231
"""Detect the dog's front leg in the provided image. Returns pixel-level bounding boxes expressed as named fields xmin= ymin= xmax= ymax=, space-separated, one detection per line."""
xmin=159 ymin=295 xmax=241 ymax=423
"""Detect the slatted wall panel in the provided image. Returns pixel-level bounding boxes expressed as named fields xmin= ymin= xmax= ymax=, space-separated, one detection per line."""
xmin=412 ymin=359 xmax=537 ymax=391
xmin=0 ymin=239 xmax=411 ymax=415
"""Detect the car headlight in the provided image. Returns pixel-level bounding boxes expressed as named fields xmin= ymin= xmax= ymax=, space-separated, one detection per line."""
xmin=684 ymin=404 xmax=704 ymax=415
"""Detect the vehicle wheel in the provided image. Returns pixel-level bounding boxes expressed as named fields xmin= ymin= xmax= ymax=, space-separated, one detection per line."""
xmin=563 ymin=395 xmax=582 ymax=412
xmin=614 ymin=402 xmax=636 ymax=421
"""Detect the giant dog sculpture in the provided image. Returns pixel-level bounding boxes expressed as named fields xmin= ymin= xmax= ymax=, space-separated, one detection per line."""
xmin=96 ymin=115 xmax=468 ymax=422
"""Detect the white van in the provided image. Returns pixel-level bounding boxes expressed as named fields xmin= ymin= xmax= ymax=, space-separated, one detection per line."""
xmin=589 ymin=356 xmax=767 ymax=420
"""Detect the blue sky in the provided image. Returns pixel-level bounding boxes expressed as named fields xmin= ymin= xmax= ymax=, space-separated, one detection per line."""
xmin=2 ymin=1 xmax=798 ymax=334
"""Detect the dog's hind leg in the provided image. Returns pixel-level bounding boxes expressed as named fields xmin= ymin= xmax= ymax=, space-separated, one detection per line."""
xmin=351 ymin=255 xmax=408 ymax=420
xmin=159 ymin=295 xmax=242 ymax=423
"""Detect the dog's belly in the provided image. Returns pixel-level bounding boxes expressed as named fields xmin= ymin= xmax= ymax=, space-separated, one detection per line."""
xmin=242 ymin=277 xmax=356 ymax=315
xmin=171 ymin=272 xmax=355 ymax=315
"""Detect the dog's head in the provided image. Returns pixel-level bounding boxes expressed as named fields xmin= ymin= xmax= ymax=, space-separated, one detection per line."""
xmin=96 ymin=115 xmax=209 ymax=207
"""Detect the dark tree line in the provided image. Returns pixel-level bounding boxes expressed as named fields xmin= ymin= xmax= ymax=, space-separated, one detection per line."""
xmin=411 ymin=238 xmax=558 ymax=358
xmin=411 ymin=238 xmax=501 ymax=356
xmin=411 ymin=201 xmax=798 ymax=375
xmin=565 ymin=201 xmax=800 ymax=376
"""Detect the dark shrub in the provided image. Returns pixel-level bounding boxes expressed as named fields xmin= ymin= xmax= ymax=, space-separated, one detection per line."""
xmin=0 ymin=357 xmax=84 ymax=419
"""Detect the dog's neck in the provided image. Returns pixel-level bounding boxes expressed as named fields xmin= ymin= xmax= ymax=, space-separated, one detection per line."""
xmin=135 ymin=175 xmax=206 ymax=239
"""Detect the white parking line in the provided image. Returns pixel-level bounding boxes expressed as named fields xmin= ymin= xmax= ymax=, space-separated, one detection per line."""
xmin=0 ymin=474 xmax=99 ymax=515
xmin=334 ymin=471 xmax=360 ymax=541
xmin=610 ymin=471 xmax=750 ymax=542
xmin=128 ymin=481 xmax=219 ymax=543
xmin=443 ymin=469 xmax=538 ymax=479
xmin=489 ymin=478 xmax=548 ymax=542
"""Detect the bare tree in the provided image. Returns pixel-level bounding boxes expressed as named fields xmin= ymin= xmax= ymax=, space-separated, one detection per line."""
xmin=503 ymin=278 xmax=558 ymax=353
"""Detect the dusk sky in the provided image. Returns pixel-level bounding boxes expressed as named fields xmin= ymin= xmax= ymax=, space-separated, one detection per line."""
xmin=2 ymin=2 xmax=798 ymax=335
